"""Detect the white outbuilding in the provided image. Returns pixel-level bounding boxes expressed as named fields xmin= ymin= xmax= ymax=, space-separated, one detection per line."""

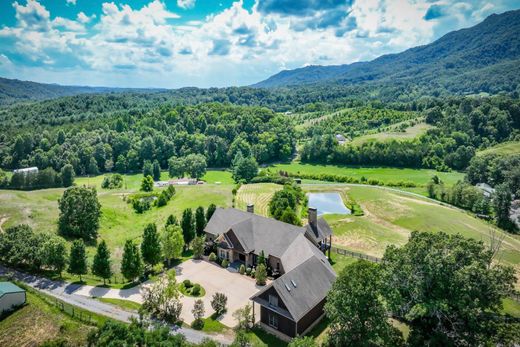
xmin=0 ymin=282 xmax=26 ymax=314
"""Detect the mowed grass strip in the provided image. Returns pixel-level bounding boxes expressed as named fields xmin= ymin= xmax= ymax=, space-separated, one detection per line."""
xmin=272 ymin=163 xmax=464 ymax=187
xmin=477 ymin=141 xmax=520 ymax=156
xmin=351 ymin=122 xmax=433 ymax=145
xmin=235 ymin=183 xmax=281 ymax=217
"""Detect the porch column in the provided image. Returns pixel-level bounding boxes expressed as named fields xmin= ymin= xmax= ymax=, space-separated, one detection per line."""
xmin=328 ymin=235 xmax=332 ymax=259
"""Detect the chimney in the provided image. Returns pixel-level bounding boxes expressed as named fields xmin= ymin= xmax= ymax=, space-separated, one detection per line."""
xmin=247 ymin=204 xmax=254 ymax=214
xmin=308 ymin=207 xmax=317 ymax=227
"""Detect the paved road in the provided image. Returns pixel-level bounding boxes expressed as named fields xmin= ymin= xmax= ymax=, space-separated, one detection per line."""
xmin=0 ymin=265 xmax=233 ymax=345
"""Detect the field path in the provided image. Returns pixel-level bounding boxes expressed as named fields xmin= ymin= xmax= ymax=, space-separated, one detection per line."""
xmin=0 ymin=216 xmax=7 ymax=233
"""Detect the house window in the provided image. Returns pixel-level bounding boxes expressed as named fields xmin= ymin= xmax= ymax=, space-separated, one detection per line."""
xmin=268 ymin=295 xmax=278 ymax=307
xmin=268 ymin=313 xmax=278 ymax=329
xmin=219 ymin=250 xmax=229 ymax=260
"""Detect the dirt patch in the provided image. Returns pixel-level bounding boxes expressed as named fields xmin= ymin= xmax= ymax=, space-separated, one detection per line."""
xmin=0 ymin=216 xmax=8 ymax=233
xmin=359 ymin=201 xmax=410 ymax=237
xmin=332 ymin=235 xmax=382 ymax=257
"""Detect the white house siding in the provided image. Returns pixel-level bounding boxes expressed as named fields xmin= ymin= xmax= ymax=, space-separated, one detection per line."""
xmin=0 ymin=292 xmax=26 ymax=313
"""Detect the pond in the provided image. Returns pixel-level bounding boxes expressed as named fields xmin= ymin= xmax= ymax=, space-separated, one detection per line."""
xmin=308 ymin=192 xmax=351 ymax=216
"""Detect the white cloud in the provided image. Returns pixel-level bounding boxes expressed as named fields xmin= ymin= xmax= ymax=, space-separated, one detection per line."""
xmin=1 ymin=0 xmax=518 ymax=87
xmin=177 ymin=0 xmax=196 ymax=10
xmin=66 ymin=0 xmax=76 ymax=5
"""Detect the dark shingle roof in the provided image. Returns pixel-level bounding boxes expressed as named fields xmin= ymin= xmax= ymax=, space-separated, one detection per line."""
xmin=252 ymin=256 xmax=336 ymax=321
xmin=305 ymin=217 xmax=333 ymax=244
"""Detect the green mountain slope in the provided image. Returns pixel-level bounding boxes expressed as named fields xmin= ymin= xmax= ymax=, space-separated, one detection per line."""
xmin=254 ymin=9 xmax=520 ymax=96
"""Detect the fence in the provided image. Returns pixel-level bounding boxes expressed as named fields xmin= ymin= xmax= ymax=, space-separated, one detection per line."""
xmin=52 ymin=298 xmax=94 ymax=325
xmin=331 ymin=246 xmax=382 ymax=263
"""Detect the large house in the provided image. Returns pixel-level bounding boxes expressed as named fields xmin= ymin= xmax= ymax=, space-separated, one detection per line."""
xmin=204 ymin=205 xmax=336 ymax=340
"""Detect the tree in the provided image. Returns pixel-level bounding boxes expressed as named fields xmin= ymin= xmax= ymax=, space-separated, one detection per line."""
xmin=195 ymin=206 xmax=206 ymax=236
xmin=288 ymin=337 xmax=318 ymax=347
xmin=181 ymin=208 xmax=195 ymax=249
xmin=58 ymin=187 xmax=101 ymax=240
xmin=43 ymin=236 xmax=67 ymax=277
xmin=161 ymin=225 xmax=184 ymax=267
xmin=382 ymin=231 xmax=516 ymax=346
xmin=185 ymin=154 xmax=207 ymax=179
xmin=141 ymin=223 xmax=162 ymax=270
xmin=257 ymin=250 xmax=266 ymax=266
xmin=60 ymin=164 xmax=75 ymax=187
xmin=165 ymin=214 xmax=178 ymax=227
xmin=88 ymin=156 xmax=100 ymax=175
xmin=493 ymin=183 xmax=516 ymax=232
xmin=143 ymin=160 xmax=153 ymax=179
xmin=192 ymin=299 xmax=205 ymax=327
xmin=255 ymin=263 xmax=267 ymax=286
xmin=92 ymin=240 xmax=112 ymax=285
xmin=325 ymin=261 xmax=402 ymax=347
xmin=168 ymin=156 xmax=186 ymax=178
xmin=279 ymin=207 xmax=301 ymax=226
xmin=68 ymin=239 xmax=88 ymax=282
xmin=233 ymin=304 xmax=253 ymax=331
xmin=192 ymin=235 xmax=205 ymax=260
xmin=121 ymin=240 xmax=143 ymax=282
xmin=57 ymin=129 xmax=66 ymax=144
xmin=211 ymin=292 xmax=228 ymax=316
xmin=140 ymin=175 xmax=154 ymax=192
xmin=152 ymin=160 xmax=161 ymax=181
xmin=141 ymin=272 xmax=182 ymax=323
xmin=206 ymin=203 xmax=217 ymax=221
xmin=232 ymin=156 xmax=258 ymax=183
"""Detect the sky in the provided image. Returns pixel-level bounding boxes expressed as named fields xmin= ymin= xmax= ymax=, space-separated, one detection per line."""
xmin=0 ymin=0 xmax=519 ymax=88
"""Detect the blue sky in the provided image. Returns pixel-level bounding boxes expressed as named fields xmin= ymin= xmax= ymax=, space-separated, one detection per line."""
xmin=0 ymin=0 xmax=519 ymax=88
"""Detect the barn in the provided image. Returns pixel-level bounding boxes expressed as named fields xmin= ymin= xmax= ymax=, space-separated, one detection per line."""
xmin=0 ymin=282 xmax=26 ymax=314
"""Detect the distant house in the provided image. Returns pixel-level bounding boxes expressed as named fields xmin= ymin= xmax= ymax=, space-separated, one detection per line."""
xmin=476 ymin=183 xmax=495 ymax=197
xmin=0 ymin=282 xmax=26 ymax=314
xmin=204 ymin=206 xmax=335 ymax=340
xmin=335 ymin=134 xmax=347 ymax=145
xmin=13 ymin=167 xmax=38 ymax=175
xmin=169 ymin=178 xmax=198 ymax=185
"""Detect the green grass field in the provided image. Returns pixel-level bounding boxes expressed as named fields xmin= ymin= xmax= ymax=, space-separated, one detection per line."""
xmin=235 ymin=183 xmax=281 ymax=216
xmin=351 ymin=122 xmax=433 ymax=145
xmin=0 ymin=170 xmax=234 ymax=284
xmin=477 ymin=141 xmax=520 ymax=156
xmin=95 ymin=297 xmax=142 ymax=311
xmin=271 ymin=163 xmax=464 ymax=187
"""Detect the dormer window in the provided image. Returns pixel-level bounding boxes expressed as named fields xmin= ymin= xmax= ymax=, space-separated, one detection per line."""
xmin=268 ymin=294 xmax=278 ymax=307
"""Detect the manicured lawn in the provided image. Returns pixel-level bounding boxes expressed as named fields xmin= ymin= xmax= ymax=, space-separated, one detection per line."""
xmin=477 ymin=141 xmax=520 ymax=156
xmin=196 ymin=314 xmax=230 ymax=333
xmin=95 ymin=298 xmax=142 ymax=311
xmin=0 ymin=281 xmax=107 ymax=346
xmin=179 ymin=281 xmax=206 ymax=297
xmin=201 ymin=170 xmax=235 ymax=184
xmin=272 ymin=163 xmax=464 ymax=187
xmin=247 ymin=327 xmax=287 ymax=347
xmin=329 ymin=252 xmax=357 ymax=273
xmin=502 ymin=298 xmax=520 ymax=318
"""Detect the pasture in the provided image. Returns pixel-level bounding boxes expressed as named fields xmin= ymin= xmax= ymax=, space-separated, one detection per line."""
xmin=350 ymin=122 xmax=433 ymax=145
xmin=271 ymin=163 xmax=464 ymax=187
xmin=477 ymin=141 xmax=520 ymax=156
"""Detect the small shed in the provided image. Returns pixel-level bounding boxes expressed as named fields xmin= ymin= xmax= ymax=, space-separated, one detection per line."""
xmin=0 ymin=282 xmax=26 ymax=313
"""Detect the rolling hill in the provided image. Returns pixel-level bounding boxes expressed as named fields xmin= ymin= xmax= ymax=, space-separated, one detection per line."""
xmin=0 ymin=77 xmax=163 ymax=106
xmin=254 ymin=9 xmax=520 ymax=96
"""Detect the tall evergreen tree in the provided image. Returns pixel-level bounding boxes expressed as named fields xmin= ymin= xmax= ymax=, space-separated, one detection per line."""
xmin=68 ymin=239 xmax=88 ymax=282
xmin=152 ymin=160 xmax=161 ymax=181
xmin=141 ymin=223 xmax=162 ymax=270
xmin=60 ymin=164 xmax=75 ymax=187
xmin=206 ymin=203 xmax=217 ymax=222
xmin=195 ymin=206 xmax=206 ymax=236
xmin=165 ymin=214 xmax=178 ymax=227
xmin=121 ymin=240 xmax=143 ymax=282
xmin=181 ymin=208 xmax=195 ymax=249
xmin=142 ymin=160 xmax=153 ymax=178
xmin=92 ymin=240 xmax=112 ymax=285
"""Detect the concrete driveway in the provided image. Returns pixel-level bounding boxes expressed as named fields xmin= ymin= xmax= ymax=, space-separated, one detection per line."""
xmin=175 ymin=259 xmax=263 ymax=327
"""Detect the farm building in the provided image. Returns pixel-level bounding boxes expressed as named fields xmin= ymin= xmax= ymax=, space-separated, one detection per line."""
xmin=13 ymin=167 xmax=38 ymax=175
xmin=0 ymin=282 xmax=26 ymax=313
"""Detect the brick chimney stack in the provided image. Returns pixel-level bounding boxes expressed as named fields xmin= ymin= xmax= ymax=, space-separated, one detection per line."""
xmin=247 ymin=204 xmax=254 ymax=214
xmin=308 ymin=207 xmax=317 ymax=227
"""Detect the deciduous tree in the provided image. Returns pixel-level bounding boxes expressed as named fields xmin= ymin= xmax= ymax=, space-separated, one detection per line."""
xmin=58 ymin=187 xmax=101 ymax=240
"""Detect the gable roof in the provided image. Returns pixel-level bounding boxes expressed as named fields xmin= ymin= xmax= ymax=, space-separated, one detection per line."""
xmin=0 ymin=282 xmax=25 ymax=296
xmin=252 ymin=256 xmax=336 ymax=322
xmin=205 ymin=208 xmax=307 ymax=258
xmin=305 ymin=217 xmax=333 ymax=244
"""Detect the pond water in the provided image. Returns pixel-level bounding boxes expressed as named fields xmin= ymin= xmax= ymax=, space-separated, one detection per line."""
xmin=308 ymin=192 xmax=351 ymax=216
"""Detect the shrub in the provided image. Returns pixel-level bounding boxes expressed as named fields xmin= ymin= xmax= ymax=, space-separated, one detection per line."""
xmin=239 ymin=264 xmax=246 ymax=275
xmin=246 ymin=267 xmax=252 ymax=276
xmin=183 ymin=279 xmax=192 ymax=288
xmin=222 ymin=259 xmax=229 ymax=268
xmin=192 ymin=284 xmax=201 ymax=296
xmin=209 ymin=252 xmax=217 ymax=262
xmin=251 ymin=269 xmax=256 ymax=278
xmin=256 ymin=263 xmax=267 ymax=285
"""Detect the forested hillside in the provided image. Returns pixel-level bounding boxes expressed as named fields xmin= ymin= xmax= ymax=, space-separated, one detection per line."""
xmin=255 ymin=10 xmax=520 ymax=98
xmin=0 ymin=103 xmax=294 ymax=177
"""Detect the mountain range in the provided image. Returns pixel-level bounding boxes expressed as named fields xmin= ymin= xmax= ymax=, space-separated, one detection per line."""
xmin=253 ymin=9 xmax=520 ymax=95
